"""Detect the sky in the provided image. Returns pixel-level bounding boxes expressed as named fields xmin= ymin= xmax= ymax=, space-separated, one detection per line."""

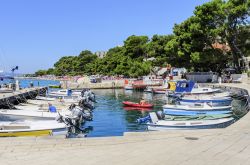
xmin=0 ymin=0 xmax=210 ymax=73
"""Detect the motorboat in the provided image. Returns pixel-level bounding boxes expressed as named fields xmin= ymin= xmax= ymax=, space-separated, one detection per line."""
xmin=152 ymin=81 xmax=176 ymax=94
xmin=179 ymin=95 xmax=232 ymax=106
xmin=48 ymin=89 xmax=81 ymax=97
xmin=36 ymin=95 xmax=81 ymax=104
xmin=124 ymin=85 xmax=133 ymax=90
xmin=163 ymin=114 xmax=232 ymax=121
xmin=146 ymin=112 xmax=234 ymax=130
xmin=167 ymin=80 xmax=220 ymax=96
xmin=152 ymin=88 xmax=166 ymax=94
xmin=163 ymin=103 xmax=232 ymax=116
xmin=0 ymin=87 xmax=13 ymax=93
xmin=0 ymin=120 xmax=66 ymax=137
xmin=144 ymin=87 xmax=153 ymax=93
xmin=0 ymin=109 xmax=70 ymax=120
xmin=27 ymin=100 xmax=73 ymax=110
xmin=36 ymin=96 xmax=56 ymax=101
xmin=137 ymin=113 xmax=232 ymax=124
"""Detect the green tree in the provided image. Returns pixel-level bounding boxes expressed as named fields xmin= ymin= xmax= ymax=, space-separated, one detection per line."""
xmin=146 ymin=34 xmax=174 ymax=66
xmin=124 ymin=35 xmax=149 ymax=59
xmin=35 ymin=69 xmax=48 ymax=76
xmin=223 ymin=0 xmax=250 ymax=70
xmin=53 ymin=56 xmax=78 ymax=76
xmin=169 ymin=0 xmax=249 ymax=72
xmin=237 ymin=25 xmax=250 ymax=57
xmin=46 ymin=68 xmax=54 ymax=75
xmin=76 ymin=50 xmax=97 ymax=74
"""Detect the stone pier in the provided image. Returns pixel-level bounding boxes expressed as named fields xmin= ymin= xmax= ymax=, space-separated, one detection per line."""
xmin=0 ymin=87 xmax=47 ymax=108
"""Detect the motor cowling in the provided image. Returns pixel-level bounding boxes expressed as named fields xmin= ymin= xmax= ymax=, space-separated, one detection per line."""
xmin=156 ymin=111 xmax=165 ymax=120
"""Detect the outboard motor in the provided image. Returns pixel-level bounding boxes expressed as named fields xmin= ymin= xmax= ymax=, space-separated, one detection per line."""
xmin=81 ymin=89 xmax=87 ymax=97
xmin=69 ymin=103 xmax=76 ymax=110
xmin=156 ymin=111 xmax=165 ymax=120
xmin=78 ymin=99 xmax=94 ymax=111
xmin=88 ymin=91 xmax=96 ymax=103
xmin=82 ymin=109 xmax=93 ymax=121
xmin=55 ymin=113 xmax=64 ymax=123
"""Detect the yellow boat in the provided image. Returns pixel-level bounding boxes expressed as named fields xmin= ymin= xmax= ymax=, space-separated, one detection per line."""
xmin=0 ymin=120 xmax=66 ymax=137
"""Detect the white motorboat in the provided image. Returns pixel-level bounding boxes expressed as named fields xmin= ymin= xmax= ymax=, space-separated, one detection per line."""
xmin=27 ymin=99 xmax=69 ymax=107
xmin=179 ymin=95 xmax=232 ymax=106
xmin=163 ymin=103 xmax=232 ymax=116
xmin=124 ymin=85 xmax=133 ymax=90
xmin=0 ymin=120 xmax=67 ymax=137
xmin=147 ymin=112 xmax=234 ymax=130
xmin=48 ymin=89 xmax=81 ymax=97
xmin=0 ymin=109 xmax=70 ymax=120
xmin=0 ymin=87 xmax=13 ymax=93
xmin=36 ymin=95 xmax=81 ymax=104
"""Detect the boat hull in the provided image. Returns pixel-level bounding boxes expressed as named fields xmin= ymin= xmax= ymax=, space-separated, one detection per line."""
xmin=0 ymin=128 xmax=66 ymax=137
xmin=123 ymin=101 xmax=153 ymax=108
xmin=147 ymin=118 xmax=235 ymax=130
xmin=0 ymin=120 xmax=67 ymax=137
xmin=163 ymin=109 xmax=232 ymax=116
xmin=124 ymin=86 xmax=133 ymax=90
xmin=153 ymin=89 xmax=166 ymax=94
xmin=123 ymin=107 xmax=152 ymax=111
xmin=164 ymin=114 xmax=232 ymax=121
xmin=179 ymin=98 xmax=232 ymax=107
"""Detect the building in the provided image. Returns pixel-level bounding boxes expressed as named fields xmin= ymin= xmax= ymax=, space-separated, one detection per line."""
xmin=95 ymin=51 xmax=107 ymax=58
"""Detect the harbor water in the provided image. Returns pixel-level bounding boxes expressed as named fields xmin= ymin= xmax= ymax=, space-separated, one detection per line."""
xmin=84 ymin=89 xmax=167 ymax=137
xmin=16 ymin=79 xmax=60 ymax=88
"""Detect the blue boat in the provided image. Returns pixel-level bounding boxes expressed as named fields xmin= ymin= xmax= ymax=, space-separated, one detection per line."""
xmin=163 ymin=109 xmax=232 ymax=116
xmin=167 ymin=80 xmax=220 ymax=96
xmin=163 ymin=104 xmax=232 ymax=116
xmin=179 ymin=97 xmax=232 ymax=107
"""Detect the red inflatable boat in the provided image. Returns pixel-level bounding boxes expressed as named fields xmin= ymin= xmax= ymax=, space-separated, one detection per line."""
xmin=122 ymin=101 xmax=154 ymax=108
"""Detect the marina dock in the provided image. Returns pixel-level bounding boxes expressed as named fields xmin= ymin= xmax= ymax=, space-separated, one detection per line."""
xmin=0 ymin=82 xmax=250 ymax=165
xmin=0 ymin=87 xmax=47 ymax=108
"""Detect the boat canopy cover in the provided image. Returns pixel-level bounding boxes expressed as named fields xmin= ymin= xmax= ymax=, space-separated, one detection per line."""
xmin=175 ymin=80 xmax=195 ymax=93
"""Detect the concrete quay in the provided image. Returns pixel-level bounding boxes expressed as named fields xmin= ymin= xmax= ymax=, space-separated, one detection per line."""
xmin=1 ymin=82 xmax=250 ymax=165
xmin=62 ymin=80 xmax=125 ymax=89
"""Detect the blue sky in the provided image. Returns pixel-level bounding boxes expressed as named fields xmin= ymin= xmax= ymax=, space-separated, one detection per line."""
xmin=0 ymin=0 xmax=210 ymax=73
